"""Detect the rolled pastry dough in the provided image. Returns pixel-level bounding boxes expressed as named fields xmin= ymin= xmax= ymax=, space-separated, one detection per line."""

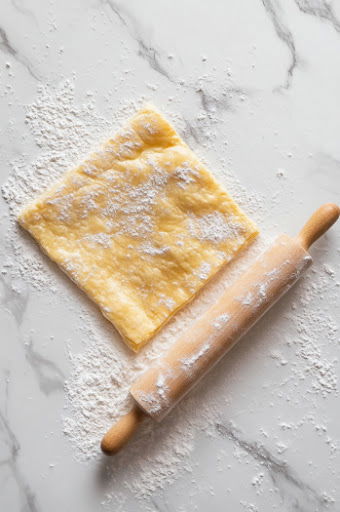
xmin=18 ymin=106 xmax=258 ymax=350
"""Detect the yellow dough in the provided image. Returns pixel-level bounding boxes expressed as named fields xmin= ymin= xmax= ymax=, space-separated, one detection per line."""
xmin=18 ymin=106 xmax=259 ymax=351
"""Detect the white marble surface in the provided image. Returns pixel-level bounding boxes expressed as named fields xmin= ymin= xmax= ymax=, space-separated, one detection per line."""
xmin=1 ymin=1 xmax=340 ymax=511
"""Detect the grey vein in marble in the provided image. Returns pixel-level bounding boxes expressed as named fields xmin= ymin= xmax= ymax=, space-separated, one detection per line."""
xmin=262 ymin=0 xmax=298 ymax=89
xmin=295 ymin=0 xmax=340 ymax=33
xmin=10 ymin=0 xmax=38 ymax=25
xmin=182 ymin=118 xmax=205 ymax=146
xmin=216 ymin=422 xmax=330 ymax=511
xmin=103 ymin=0 xmax=176 ymax=83
xmin=0 ymin=275 xmax=28 ymax=325
xmin=196 ymin=87 xmax=231 ymax=113
xmin=0 ymin=25 xmax=39 ymax=80
xmin=196 ymin=86 xmax=247 ymax=114
xmin=137 ymin=39 xmax=175 ymax=83
xmin=2 ymin=369 xmax=10 ymax=416
xmin=0 ymin=410 xmax=39 ymax=512
xmin=24 ymin=339 xmax=65 ymax=395
xmin=150 ymin=496 xmax=170 ymax=512
xmin=0 ymin=411 xmax=20 ymax=466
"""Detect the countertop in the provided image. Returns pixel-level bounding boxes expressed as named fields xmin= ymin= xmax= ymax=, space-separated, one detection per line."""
xmin=1 ymin=1 xmax=340 ymax=511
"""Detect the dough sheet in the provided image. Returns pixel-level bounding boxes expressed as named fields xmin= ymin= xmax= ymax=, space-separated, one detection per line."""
xmin=19 ymin=107 xmax=259 ymax=350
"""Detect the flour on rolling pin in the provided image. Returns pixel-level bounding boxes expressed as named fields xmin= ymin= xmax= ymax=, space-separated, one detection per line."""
xmin=131 ymin=234 xmax=312 ymax=420
xmin=101 ymin=204 xmax=339 ymax=455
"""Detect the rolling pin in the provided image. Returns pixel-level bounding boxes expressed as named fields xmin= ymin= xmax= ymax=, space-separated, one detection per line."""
xmin=101 ymin=204 xmax=340 ymax=455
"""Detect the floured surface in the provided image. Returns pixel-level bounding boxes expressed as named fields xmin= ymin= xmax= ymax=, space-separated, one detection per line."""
xmin=18 ymin=106 xmax=258 ymax=350
xmin=131 ymin=236 xmax=313 ymax=421
xmin=0 ymin=79 xmax=269 ymax=500
xmin=0 ymin=8 xmax=339 ymax=507
xmin=1 ymin=78 xmax=339 ymax=512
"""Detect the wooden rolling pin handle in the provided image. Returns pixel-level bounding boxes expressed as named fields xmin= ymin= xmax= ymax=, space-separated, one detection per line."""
xmin=101 ymin=203 xmax=340 ymax=456
xmin=297 ymin=203 xmax=340 ymax=250
xmin=100 ymin=405 xmax=146 ymax=455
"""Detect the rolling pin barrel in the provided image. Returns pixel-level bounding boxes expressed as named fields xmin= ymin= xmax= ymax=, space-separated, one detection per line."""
xmin=131 ymin=204 xmax=340 ymax=420
xmin=131 ymin=233 xmax=312 ymax=420
xmin=102 ymin=204 xmax=339 ymax=454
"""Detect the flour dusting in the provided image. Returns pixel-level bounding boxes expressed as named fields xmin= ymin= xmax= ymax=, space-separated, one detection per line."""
xmin=1 ymin=79 xmax=339 ymax=508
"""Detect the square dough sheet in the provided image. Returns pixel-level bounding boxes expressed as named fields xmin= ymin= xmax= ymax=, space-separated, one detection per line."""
xmin=19 ymin=106 xmax=259 ymax=351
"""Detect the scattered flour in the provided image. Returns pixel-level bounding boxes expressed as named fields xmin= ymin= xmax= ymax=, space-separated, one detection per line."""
xmin=188 ymin=211 xmax=243 ymax=244
xmin=213 ymin=313 xmax=230 ymax=330
xmin=83 ymin=233 xmax=113 ymax=249
xmin=0 ymin=79 xmax=267 ymax=502
xmin=174 ymin=165 xmax=199 ymax=188
xmin=1 ymin=79 xmax=339 ymax=508
xmin=181 ymin=342 xmax=211 ymax=373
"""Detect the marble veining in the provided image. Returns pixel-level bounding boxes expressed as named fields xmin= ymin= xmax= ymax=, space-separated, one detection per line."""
xmin=0 ymin=407 xmax=38 ymax=512
xmin=196 ymin=87 xmax=232 ymax=114
xmin=10 ymin=0 xmax=38 ymax=25
xmin=0 ymin=26 xmax=39 ymax=81
xmin=216 ymin=422 xmax=328 ymax=511
xmin=294 ymin=0 xmax=340 ymax=32
xmin=103 ymin=0 xmax=176 ymax=83
xmin=23 ymin=338 xmax=65 ymax=396
xmin=150 ymin=496 xmax=169 ymax=512
xmin=262 ymin=0 xmax=298 ymax=89
xmin=0 ymin=0 xmax=339 ymax=510
xmin=0 ymin=274 xmax=28 ymax=325
xmin=182 ymin=118 xmax=205 ymax=146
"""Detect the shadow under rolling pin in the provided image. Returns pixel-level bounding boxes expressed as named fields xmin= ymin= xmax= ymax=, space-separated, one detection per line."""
xmin=101 ymin=203 xmax=340 ymax=455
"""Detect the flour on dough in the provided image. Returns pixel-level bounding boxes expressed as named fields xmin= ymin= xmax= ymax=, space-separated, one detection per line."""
xmin=18 ymin=106 xmax=258 ymax=350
